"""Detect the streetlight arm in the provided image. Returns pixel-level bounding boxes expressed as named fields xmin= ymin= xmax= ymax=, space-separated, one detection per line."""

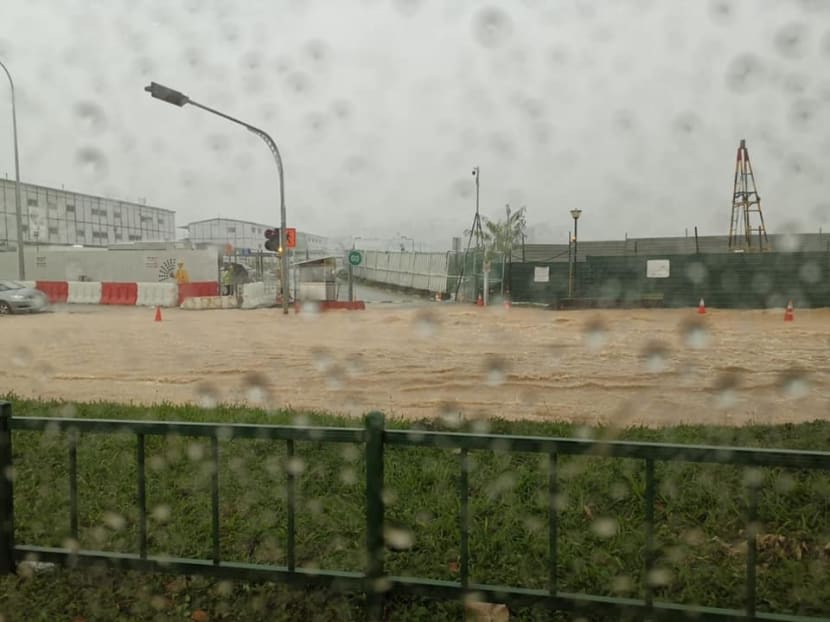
xmin=145 ymin=82 xmax=291 ymax=313
xmin=185 ymin=99 xmax=289 ymax=313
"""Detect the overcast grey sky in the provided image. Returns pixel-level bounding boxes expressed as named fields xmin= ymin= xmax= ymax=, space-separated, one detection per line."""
xmin=1 ymin=0 xmax=828 ymax=249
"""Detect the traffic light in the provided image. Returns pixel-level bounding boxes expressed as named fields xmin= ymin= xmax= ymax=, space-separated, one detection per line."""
xmin=264 ymin=228 xmax=281 ymax=252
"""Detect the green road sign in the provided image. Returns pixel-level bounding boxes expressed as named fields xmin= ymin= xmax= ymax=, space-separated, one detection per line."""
xmin=348 ymin=250 xmax=362 ymax=266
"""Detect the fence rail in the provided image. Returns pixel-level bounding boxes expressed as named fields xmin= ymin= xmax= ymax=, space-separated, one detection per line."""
xmin=1 ymin=401 xmax=829 ymax=621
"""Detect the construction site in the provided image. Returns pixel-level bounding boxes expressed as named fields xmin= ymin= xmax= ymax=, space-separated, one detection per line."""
xmin=347 ymin=139 xmax=830 ymax=312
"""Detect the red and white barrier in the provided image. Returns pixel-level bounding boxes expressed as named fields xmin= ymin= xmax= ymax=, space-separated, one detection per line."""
xmin=27 ymin=280 xmax=219 ymax=308
xmin=137 ymin=282 xmax=178 ymax=308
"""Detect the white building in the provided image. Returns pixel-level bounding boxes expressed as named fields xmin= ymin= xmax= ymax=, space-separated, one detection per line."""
xmin=182 ymin=218 xmax=329 ymax=257
xmin=0 ymin=178 xmax=175 ymax=248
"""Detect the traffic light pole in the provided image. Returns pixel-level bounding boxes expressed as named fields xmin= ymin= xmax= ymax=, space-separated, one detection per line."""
xmin=187 ymin=102 xmax=289 ymax=315
xmin=143 ymin=83 xmax=289 ymax=315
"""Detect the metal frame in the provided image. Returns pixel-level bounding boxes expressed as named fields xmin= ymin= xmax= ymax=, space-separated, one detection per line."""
xmin=728 ymin=139 xmax=769 ymax=252
xmin=2 ymin=403 xmax=830 ymax=621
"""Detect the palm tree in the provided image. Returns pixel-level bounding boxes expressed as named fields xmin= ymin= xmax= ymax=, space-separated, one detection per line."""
xmin=482 ymin=204 xmax=526 ymax=295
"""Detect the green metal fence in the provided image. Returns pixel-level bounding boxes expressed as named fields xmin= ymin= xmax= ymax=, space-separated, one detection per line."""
xmin=1 ymin=401 xmax=830 ymax=621
xmin=510 ymin=251 xmax=830 ymax=309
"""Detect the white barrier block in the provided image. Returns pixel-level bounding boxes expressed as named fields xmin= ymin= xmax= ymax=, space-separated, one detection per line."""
xmin=181 ymin=296 xmax=238 ymax=310
xmin=67 ymin=281 xmax=102 ymax=304
xmin=240 ymin=282 xmax=266 ymax=309
xmin=137 ymin=282 xmax=178 ymax=307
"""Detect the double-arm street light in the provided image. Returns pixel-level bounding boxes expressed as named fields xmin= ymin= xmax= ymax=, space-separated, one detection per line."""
xmin=1 ymin=60 xmax=25 ymax=280
xmin=144 ymin=82 xmax=289 ymax=315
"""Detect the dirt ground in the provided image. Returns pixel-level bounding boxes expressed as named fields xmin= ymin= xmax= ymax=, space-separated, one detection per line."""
xmin=2 ymin=303 xmax=828 ymax=427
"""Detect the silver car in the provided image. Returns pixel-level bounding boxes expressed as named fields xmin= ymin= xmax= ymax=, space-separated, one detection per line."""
xmin=0 ymin=280 xmax=50 ymax=314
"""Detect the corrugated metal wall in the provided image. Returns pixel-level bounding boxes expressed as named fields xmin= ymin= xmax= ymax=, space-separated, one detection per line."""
xmin=511 ymin=251 xmax=830 ymax=308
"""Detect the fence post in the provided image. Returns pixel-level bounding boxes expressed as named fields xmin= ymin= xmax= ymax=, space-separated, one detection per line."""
xmin=365 ymin=411 xmax=385 ymax=622
xmin=0 ymin=402 xmax=15 ymax=574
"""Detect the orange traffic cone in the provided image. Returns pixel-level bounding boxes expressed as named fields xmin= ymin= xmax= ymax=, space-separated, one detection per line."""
xmin=784 ymin=300 xmax=794 ymax=322
xmin=476 ymin=293 xmax=484 ymax=307
xmin=697 ymin=298 xmax=706 ymax=315
xmin=154 ymin=306 xmax=162 ymax=322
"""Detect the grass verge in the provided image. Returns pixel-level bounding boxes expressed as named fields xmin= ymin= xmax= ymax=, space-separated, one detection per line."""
xmin=0 ymin=396 xmax=829 ymax=621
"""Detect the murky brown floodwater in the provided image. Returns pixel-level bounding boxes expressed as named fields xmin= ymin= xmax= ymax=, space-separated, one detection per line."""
xmin=3 ymin=304 xmax=828 ymax=427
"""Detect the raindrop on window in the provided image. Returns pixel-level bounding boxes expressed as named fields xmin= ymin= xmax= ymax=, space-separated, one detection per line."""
xmin=680 ymin=318 xmax=709 ymax=349
xmin=75 ymin=147 xmax=108 ymax=179
xmin=413 ymin=309 xmax=438 ymax=338
xmin=285 ymin=455 xmax=306 ymax=476
xmin=195 ymin=383 xmax=219 ymax=409
xmin=778 ymin=369 xmax=810 ymax=399
xmin=484 ymin=356 xmax=508 ymax=386
xmin=242 ymin=372 xmax=270 ymax=405
xmin=714 ymin=372 xmax=740 ymax=408
xmin=439 ymin=403 xmax=465 ymax=429
xmin=472 ymin=7 xmax=514 ymax=48
xmin=724 ymin=53 xmax=765 ymax=94
xmin=591 ymin=517 xmax=619 ymax=538
xmin=774 ymin=23 xmax=809 ymax=59
xmin=384 ymin=525 xmax=415 ymax=550
xmin=612 ymin=574 xmax=635 ymax=593
xmin=646 ymin=567 xmax=673 ymax=587
xmin=74 ymin=101 xmax=108 ymax=133
xmin=102 ymin=511 xmax=126 ymax=531
xmin=641 ymin=341 xmax=670 ymax=373
xmin=151 ymin=504 xmax=171 ymax=523
xmin=583 ymin=318 xmax=607 ymax=351
xmin=799 ymin=261 xmax=822 ymax=284
xmin=11 ymin=346 xmax=32 ymax=368
xmin=187 ymin=442 xmax=205 ymax=461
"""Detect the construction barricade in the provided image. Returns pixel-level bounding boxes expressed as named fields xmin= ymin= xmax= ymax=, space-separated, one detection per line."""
xmin=35 ymin=281 xmax=69 ymax=303
xmin=136 ymin=282 xmax=178 ymax=308
xmin=180 ymin=295 xmax=239 ymax=310
xmin=178 ymin=282 xmax=219 ymax=305
xmin=101 ymin=282 xmax=138 ymax=305
xmin=67 ymin=281 xmax=103 ymax=305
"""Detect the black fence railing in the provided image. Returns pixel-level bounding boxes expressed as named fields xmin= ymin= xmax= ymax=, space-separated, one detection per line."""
xmin=1 ymin=401 xmax=829 ymax=621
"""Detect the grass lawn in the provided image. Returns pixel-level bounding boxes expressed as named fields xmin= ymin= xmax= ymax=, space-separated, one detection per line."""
xmin=0 ymin=396 xmax=829 ymax=621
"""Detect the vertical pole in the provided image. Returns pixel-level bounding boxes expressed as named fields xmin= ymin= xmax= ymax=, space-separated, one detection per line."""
xmin=0 ymin=62 xmax=25 ymax=280
xmin=459 ymin=448 xmax=470 ymax=588
xmin=365 ymin=412 xmax=385 ymax=622
xmin=573 ymin=217 xmax=579 ymax=299
xmin=68 ymin=431 xmax=79 ymax=541
xmin=746 ymin=479 xmax=760 ymax=620
xmin=644 ymin=458 xmax=656 ymax=614
xmin=548 ymin=451 xmax=558 ymax=596
xmin=210 ymin=436 xmax=220 ymax=565
xmin=286 ymin=439 xmax=296 ymax=572
xmin=568 ymin=232 xmax=574 ymax=298
xmin=136 ymin=434 xmax=147 ymax=559
xmin=0 ymin=402 xmax=15 ymax=574
xmin=483 ymin=268 xmax=489 ymax=306
xmin=348 ymin=262 xmax=354 ymax=302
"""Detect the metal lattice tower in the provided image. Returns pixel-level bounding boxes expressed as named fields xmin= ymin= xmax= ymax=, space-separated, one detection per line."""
xmin=728 ymin=139 xmax=769 ymax=251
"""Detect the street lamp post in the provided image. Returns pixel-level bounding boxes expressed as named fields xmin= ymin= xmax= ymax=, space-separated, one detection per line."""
xmin=568 ymin=209 xmax=582 ymax=298
xmin=1 ymin=60 xmax=25 ymax=280
xmin=144 ymin=82 xmax=290 ymax=315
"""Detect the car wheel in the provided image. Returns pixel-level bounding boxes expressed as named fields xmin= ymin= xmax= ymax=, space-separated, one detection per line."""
xmin=0 ymin=301 xmax=12 ymax=315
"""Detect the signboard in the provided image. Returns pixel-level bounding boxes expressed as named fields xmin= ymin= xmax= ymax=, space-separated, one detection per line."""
xmin=534 ymin=266 xmax=550 ymax=283
xmin=646 ymin=259 xmax=670 ymax=278
xmin=348 ymin=250 xmax=362 ymax=266
xmin=483 ymin=261 xmax=492 ymax=274
xmin=286 ymin=227 xmax=297 ymax=248
xmin=144 ymin=255 xmax=159 ymax=269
